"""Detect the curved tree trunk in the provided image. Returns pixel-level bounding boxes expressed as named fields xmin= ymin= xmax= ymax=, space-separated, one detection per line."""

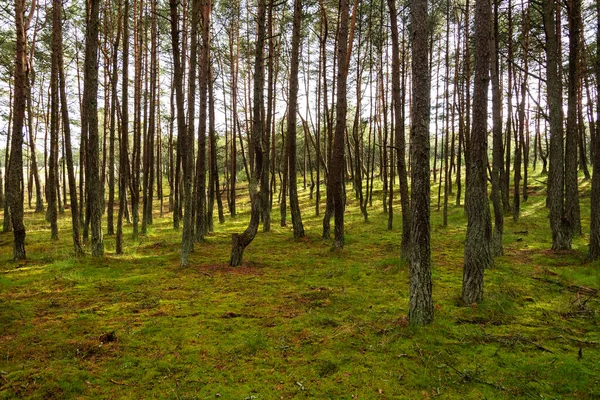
xmin=229 ymin=0 xmax=266 ymax=266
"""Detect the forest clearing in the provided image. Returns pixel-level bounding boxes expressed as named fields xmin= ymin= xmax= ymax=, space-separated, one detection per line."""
xmin=2 ymin=0 xmax=600 ymax=397
xmin=1 ymin=175 xmax=599 ymax=398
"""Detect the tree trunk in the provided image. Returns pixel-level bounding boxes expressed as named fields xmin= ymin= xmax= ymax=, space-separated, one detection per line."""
xmin=388 ymin=0 xmax=410 ymax=258
xmin=49 ymin=0 xmax=61 ymax=240
xmin=490 ymin=0 xmax=504 ymax=257
xmin=287 ymin=0 xmax=305 ymax=239
xmin=545 ymin=0 xmax=571 ymax=250
xmin=589 ymin=0 xmax=600 ymax=260
xmin=117 ymin=0 xmax=131 ymax=255
xmin=8 ymin=0 xmax=28 ymax=261
xmin=83 ymin=0 xmax=104 ymax=257
xmin=408 ymin=0 xmax=433 ymax=325
xmin=565 ymin=0 xmax=582 ymax=236
xmin=462 ymin=0 xmax=492 ymax=305
xmin=229 ymin=0 xmax=266 ymax=266
xmin=328 ymin=0 xmax=349 ymax=249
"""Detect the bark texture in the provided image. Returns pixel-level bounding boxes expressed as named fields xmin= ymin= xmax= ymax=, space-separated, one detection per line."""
xmin=8 ymin=0 xmax=27 ymax=261
xmin=408 ymin=0 xmax=433 ymax=325
xmin=462 ymin=0 xmax=492 ymax=305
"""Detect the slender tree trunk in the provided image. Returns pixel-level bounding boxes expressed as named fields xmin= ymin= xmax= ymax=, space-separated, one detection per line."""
xmin=3 ymin=82 xmax=12 ymax=234
xmin=117 ymin=0 xmax=131 ymax=255
xmin=490 ymin=0 xmax=504 ymax=257
xmin=545 ymin=0 xmax=571 ymax=250
xmin=327 ymin=0 xmax=349 ymax=249
xmin=565 ymin=0 xmax=582 ymax=236
xmin=388 ymin=0 xmax=410 ymax=259
xmin=589 ymin=0 xmax=600 ymax=260
xmin=48 ymin=0 xmax=61 ymax=240
xmin=8 ymin=0 xmax=28 ymax=260
xmin=107 ymin=2 xmax=122 ymax=236
xmin=462 ymin=0 xmax=492 ymax=304
xmin=83 ymin=0 xmax=104 ymax=257
xmin=287 ymin=0 xmax=305 ymax=239
xmin=230 ymin=0 xmax=267 ymax=266
xmin=409 ymin=0 xmax=433 ymax=325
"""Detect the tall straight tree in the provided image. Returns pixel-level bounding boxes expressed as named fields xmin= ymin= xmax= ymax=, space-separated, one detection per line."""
xmin=195 ymin=0 xmax=211 ymax=240
xmin=48 ymin=0 xmax=61 ymax=240
xmin=287 ymin=0 xmax=305 ymax=239
xmin=56 ymin=0 xmax=83 ymax=255
xmin=388 ymin=0 xmax=410 ymax=260
xmin=408 ymin=0 xmax=433 ymax=325
xmin=565 ymin=0 xmax=582 ymax=236
xmin=83 ymin=0 xmax=104 ymax=257
xmin=326 ymin=0 xmax=349 ymax=249
xmin=181 ymin=0 xmax=200 ymax=265
xmin=590 ymin=0 xmax=600 ymax=260
xmin=462 ymin=0 xmax=492 ymax=304
xmin=107 ymin=0 xmax=122 ymax=236
xmin=170 ymin=0 xmax=186 ymax=230
xmin=544 ymin=0 xmax=571 ymax=250
xmin=8 ymin=0 xmax=28 ymax=260
xmin=142 ymin=0 xmax=158 ymax=234
xmin=490 ymin=0 xmax=503 ymax=256
xmin=117 ymin=0 xmax=131 ymax=255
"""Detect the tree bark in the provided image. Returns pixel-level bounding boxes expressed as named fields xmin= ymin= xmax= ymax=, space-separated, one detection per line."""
xmin=229 ymin=0 xmax=266 ymax=266
xmin=545 ymin=0 xmax=571 ymax=250
xmin=490 ymin=0 xmax=504 ymax=257
xmin=409 ymin=0 xmax=433 ymax=325
xmin=590 ymin=0 xmax=600 ymax=260
xmin=8 ymin=0 xmax=28 ymax=261
xmin=565 ymin=0 xmax=582 ymax=236
xmin=287 ymin=0 xmax=305 ymax=239
xmin=117 ymin=0 xmax=131 ymax=255
xmin=83 ymin=0 xmax=104 ymax=257
xmin=462 ymin=0 xmax=492 ymax=304
xmin=328 ymin=0 xmax=349 ymax=249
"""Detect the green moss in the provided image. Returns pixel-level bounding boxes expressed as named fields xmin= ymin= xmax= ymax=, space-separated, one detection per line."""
xmin=0 ymin=169 xmax=598 ymax=398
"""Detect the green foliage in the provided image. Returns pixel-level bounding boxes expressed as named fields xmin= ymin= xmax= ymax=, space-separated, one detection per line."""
xmin=0 ymin=170 xmax=599 ymax=398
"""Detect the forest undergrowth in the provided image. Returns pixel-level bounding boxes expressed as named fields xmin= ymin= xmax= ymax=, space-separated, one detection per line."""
xmin=0 ymin=170 xmax=599 ymax=399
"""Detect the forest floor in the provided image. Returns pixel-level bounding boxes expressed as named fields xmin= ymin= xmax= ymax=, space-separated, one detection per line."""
xmin=1 ymin=171 xmax=599 ymax=399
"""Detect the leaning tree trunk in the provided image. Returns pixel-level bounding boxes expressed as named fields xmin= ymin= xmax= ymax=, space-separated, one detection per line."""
xmin=462 ymin=0 xmax=492 ymax=305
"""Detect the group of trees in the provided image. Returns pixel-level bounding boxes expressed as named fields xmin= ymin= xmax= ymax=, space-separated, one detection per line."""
xmin=1 ymin=0 xmax=600 ymax=325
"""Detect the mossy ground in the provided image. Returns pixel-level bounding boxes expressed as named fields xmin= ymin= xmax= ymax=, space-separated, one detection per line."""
xmin=1 ymin=171 xmax=599 ymax=399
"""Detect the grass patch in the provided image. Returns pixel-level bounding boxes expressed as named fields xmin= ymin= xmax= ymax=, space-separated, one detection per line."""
xmin=0 ymin=171 xmax=599 ymax=398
